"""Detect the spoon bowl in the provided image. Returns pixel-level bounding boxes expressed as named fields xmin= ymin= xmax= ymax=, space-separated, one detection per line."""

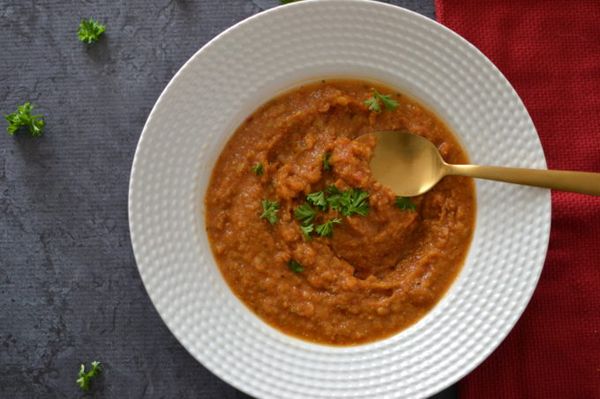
xmin=369 ymin=131 xmax=600 ymax=197
xmin=370 ymin=131 xmax=447 ymax=196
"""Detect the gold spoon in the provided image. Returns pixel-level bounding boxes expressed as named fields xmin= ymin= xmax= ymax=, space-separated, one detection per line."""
xmin=369 ymin=131 xmax=600 ymax=197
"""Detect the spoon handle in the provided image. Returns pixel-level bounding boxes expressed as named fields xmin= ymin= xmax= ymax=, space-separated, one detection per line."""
xmin=446 ymin=164 xmax=600 ymax=196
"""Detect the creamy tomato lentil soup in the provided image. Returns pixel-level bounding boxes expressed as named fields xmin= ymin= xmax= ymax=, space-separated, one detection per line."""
xmin=205 ymin=79 xmax=475 ymax=345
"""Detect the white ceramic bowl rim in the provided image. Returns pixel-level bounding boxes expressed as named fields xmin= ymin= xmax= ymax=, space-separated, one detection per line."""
xmin=129 ymin=1 xmax=551 ymax=398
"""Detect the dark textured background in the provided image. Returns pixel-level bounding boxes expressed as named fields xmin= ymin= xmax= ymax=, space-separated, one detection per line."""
xmin=0 ymin=1 xmax=457 ymax=398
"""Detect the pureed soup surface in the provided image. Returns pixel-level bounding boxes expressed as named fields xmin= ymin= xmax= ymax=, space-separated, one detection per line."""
xmin=205 ymin=79 xmax=475 ymax=345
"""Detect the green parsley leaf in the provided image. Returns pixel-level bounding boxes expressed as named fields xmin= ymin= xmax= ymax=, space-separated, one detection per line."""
xmin=77 ymin=18 xmax=106 ymax=44
xmin=364 ymin=89 xmax=398 ymax=112
xmin=326 ymin=186 xmax=369 ymax=216
xmin=294 ymin=203 xmax=317 ymax=225
xmin=327 ymin=188 xmax=369 ymax=216
xmin=323 ymin=152 xmax=332 ymax=171
xmin=260 ymin=199 xmax=279 ymax=224
xmin=315 ymin=218 xmax=342 ymax=237
xmin=251 ymin=162 xmax=264 ymax=176
xmin=326 ymin=185 xmax=342 ymax=195
xmin=377 ymin=91 xmax=398 ymax=111
xmin=76 ymin=361 xmax=101 ymax=392
xmin=395 ymin=196 xmax=416 ymax=211
xmin=325 ymin=185 xmax=343 ymax=211
xmin=4 ymin=102 xmax=45 ymax=137
xmin=364 ymin=96 xmax=381 ymax=112
xmin=287 ymin=259 xmax=304 ymax=273
xmin=300 ymin=223 xmax=314 ymax=240
xmin=306 ymin=191 xmax=328 ymax=211
xmin=342 ymin=188 xmax=369 ymax=216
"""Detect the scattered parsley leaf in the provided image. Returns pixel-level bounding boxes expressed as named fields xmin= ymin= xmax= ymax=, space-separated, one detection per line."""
xmin=326 ymin=186 xmax=369 ymax=216
xmin=341 ymin=188 xmax=369 ymax=216
xmin=326 ymin=188 xmax=369 ymax=216
xmin=306 ymin=191 xmax=328 ymax=211
xmin=323 ymin=152 xmax=332 ymax=172
xmin=294 ymin=203 xmax=317 ymax=225
xmin=326 ymin=185 xmax=342 ymax=195
xmin=364 ymin=96 xmax=381 ymax=112
xmin=325 ymin=184 xmax=342 ymax=195
xmin=300 ymin=223 xmax=314 ymax=240
xmin=4 ymin=102 xmax=45 ymax=137
xmin=364 ymin=89 xmax=398 ymax=112
xmin=76 ymin=361 xmax=101 ymax=392
xmin=260 ymin=199 xmax=279 ymax=224
xmin=377 ymin=91 xmax=398 ymax=111
xmin=251 ymin=162 xmax=264 ymax=176
xmin=395 ymin=196 xmax=416 ymax=211
xmin=325 ymin=185 xmax=343 ymax=211
xmin=295 ymin=186 xmax=370 ymax=239
xmin=77 ymin=18 xmax=106 ymax=44
xmin=315 ymin=218 xmax=342 ymax=237
xmin=287 ymin=259 xmax=304 ymax=273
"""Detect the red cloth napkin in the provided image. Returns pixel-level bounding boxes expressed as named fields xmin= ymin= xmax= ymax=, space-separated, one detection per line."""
xmin=435 ymin=1 xmax=600 ymax=397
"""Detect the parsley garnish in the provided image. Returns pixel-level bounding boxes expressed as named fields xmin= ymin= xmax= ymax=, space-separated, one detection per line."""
xmin=325 ymin=185 xmax=343 ymax=211
xmin=306 ymin=191 xmax=327 ymax=211
xmin=251 ymin=162 xmax=264 ymax=176
xmin=323 ymin=152 xmax=332 ymax=171
xmin=378 ymin=92 xmax=399 ymax=110
xmin=295 ymin=187 xmax=370 ymax=239
xmin=77 ymin=18 xmax=106 ymax=44
xmin=294 ymin=203 xmax=317 ymax=225
xmin=300 ymin=224 xmax=314 ymax=240
xmin=327 ymin=187 xmax=369 ymax=216
xmin=287 ymin=259 xmax=304 ymax=273
xmin=364 ymin=96 xmax=381 ymax=113
xmin=315 ymin=218 xmax=342 ymax=237
xmin=395 ymin=196 xmax=416 ymax=211
xmin=4 ymin=102 xmax=45 ymax=137
xmin=260 ymin=199 xmax=279 ymax=224
xmin=364 ymin=89 xmax=398 ymax=112
xmin=76 ymin=361 xmax=101 ymax=391
xmin=295 ymin=203 xmax=317 ymax=239
xmin=341 ymin=188 xmax=369 ymax=216
xmin=326 ymin=185 xmax=342 ymax=195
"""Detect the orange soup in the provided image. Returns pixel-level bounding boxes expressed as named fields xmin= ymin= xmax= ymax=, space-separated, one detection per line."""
xmin=205 ymin=79 xmax=475 ymax=345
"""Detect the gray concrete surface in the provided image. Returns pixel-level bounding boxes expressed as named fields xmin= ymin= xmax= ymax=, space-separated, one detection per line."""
xmin=0 ymin=0 xmax=456 ymax=397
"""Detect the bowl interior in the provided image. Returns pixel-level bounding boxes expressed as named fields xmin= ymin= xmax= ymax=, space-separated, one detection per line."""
xmin=194 ymin=73 xmax=478 ymax=342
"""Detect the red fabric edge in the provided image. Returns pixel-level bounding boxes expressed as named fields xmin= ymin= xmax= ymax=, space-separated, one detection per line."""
xmin=434 ymin=0 xmax=446 ymax=24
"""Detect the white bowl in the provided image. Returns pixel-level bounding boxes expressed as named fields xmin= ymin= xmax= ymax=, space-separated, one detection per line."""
xmin=129 ymin=1 xmax=550 ymax=398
